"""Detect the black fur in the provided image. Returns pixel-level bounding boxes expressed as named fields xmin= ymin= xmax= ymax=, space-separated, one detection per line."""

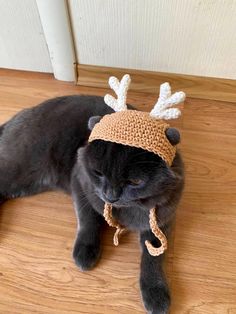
xmin=0 ymin=95 xmax=184 ymax=313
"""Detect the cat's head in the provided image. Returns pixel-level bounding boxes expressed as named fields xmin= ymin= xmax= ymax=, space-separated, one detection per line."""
xmin=81 ymin=116 xmax=183 ymax=211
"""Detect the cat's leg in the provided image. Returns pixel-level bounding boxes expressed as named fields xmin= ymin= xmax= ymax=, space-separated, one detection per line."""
xmin=72 ymin=190 xmax=104 ymax=271
xmin=139 ymin=229 xmax=170 ymax=314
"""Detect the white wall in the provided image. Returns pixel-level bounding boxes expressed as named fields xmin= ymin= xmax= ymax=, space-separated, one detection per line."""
xmin=69 ymin=0 xmax=236 ymax=79
xmin=1 ymin=0 xmax=236 ymax=79
xmin=0 ymin=0 xmax=52 ymax=73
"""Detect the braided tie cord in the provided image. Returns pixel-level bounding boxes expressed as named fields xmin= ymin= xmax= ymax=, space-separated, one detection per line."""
xmin=145 ymin=207 xmax=168 ymax=256
xmin=103 ymin=203 xmax=168 ymax=256
xmin=103 ymin=203 xmax=126 ymax=246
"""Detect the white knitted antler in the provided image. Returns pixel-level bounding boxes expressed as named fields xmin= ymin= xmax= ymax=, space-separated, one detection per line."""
xmin=150 ymin=82 xmax=186 ymax=120
xmin=104 ymin=74 xmax=131 ymax=111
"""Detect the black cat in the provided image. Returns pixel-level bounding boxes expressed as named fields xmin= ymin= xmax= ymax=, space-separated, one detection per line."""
xmin=0 ymin=95 xmax=184 ymax=314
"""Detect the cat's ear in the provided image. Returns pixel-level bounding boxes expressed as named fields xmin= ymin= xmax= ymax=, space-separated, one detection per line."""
xmin=165 ymin=127 xmax=180 ymax=145
xmin=88 ymin=116 xmax=102 ymax=130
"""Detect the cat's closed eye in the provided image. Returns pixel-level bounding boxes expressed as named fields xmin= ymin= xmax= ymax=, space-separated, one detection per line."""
xmin=127 ymin=178 xmax=143 ymax=186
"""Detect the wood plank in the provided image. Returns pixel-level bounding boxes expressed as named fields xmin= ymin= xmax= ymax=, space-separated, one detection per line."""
xmin=171 ymin=123 xmax=236 ymax=312
xmin=183 ymin=98 xmax=236 ymax=136
xmin=77 ymin=64 xmax=236 ymax=103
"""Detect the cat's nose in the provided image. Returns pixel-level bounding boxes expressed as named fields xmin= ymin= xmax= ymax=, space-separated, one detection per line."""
xmin=106 ymin=197 xmax=119 ymax=204
xmin=103 ymin=191 xmax=119 ymax=203
xmin=102 ymin=186 xmax=121 ymax=204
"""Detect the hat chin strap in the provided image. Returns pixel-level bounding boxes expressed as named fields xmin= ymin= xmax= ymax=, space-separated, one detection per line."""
xmin=103 ymin=203 xmax=168 ymax=257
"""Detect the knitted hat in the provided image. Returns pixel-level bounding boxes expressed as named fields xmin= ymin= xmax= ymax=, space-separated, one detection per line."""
xmin=88 ymin=74 xmax=185 ymax=166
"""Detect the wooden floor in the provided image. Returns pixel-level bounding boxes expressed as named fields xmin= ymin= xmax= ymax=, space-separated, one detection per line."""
xmin=0 ymin=69 xmax=235 ymax=314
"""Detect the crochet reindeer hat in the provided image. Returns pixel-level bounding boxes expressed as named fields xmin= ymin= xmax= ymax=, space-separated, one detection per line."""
xmin=89 ymin=74 xmax=185 ymax=166
xmin=88 ymin=74 xmax=186 ymax=256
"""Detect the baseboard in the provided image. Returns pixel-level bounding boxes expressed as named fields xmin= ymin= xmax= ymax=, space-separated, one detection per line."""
xmin=76 ymin=64 xmax=236 ymax=102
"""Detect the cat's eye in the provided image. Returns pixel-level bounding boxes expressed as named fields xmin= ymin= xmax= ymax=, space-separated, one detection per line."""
xmin=127 ymin=178 xmax=143 ymax=186
xmin=93 ymin=170 xmax=103 ymax=177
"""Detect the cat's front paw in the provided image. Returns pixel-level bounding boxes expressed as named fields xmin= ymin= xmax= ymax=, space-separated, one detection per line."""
xmin=140 ymin=281 xmax=170 ymax=314
xmin=73 ymin=238 xmax=101 ymax=271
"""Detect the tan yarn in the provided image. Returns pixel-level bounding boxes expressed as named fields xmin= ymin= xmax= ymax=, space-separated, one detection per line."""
xmin=145 ymin=207 xmax=168 ymax=256
xmin=89 ymin=110 xmax=176 ymax=166
xmin=103 ymin=203 xmax=168 ymax=256
xmin=103 ymin=203 xmax=126 ymax=246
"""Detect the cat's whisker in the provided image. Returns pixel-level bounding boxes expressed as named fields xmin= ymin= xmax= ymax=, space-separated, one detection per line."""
xmin=77 ymin=199 xmax=91 ymax=212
